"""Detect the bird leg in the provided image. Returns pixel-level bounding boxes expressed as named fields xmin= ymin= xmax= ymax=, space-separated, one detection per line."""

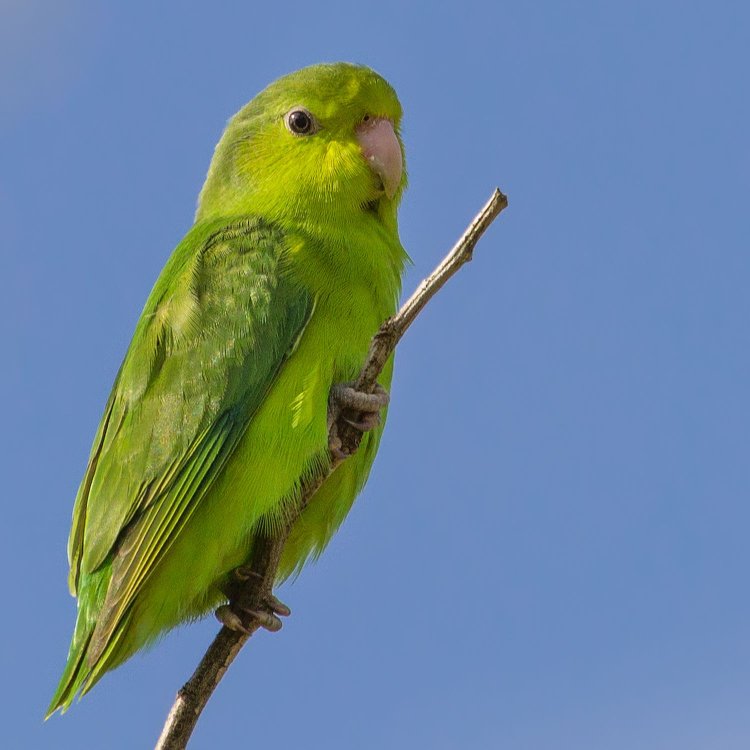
xmin=215 ymin=566 xmax=291 ymax=634
xmin=327 ymin=382 xmax=390 ymax=459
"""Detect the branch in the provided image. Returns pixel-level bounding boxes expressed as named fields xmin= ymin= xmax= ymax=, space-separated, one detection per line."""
xmin=155 ymin=188 xmax=508 ymax=749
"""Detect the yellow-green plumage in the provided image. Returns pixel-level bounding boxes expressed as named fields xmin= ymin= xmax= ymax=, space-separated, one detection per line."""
xmin=48 ymin=63 xmax=408 ymax=716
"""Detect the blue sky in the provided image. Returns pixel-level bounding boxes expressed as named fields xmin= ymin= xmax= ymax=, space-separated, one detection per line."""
xmin=3 ymin=1 xmax=749 ymax=748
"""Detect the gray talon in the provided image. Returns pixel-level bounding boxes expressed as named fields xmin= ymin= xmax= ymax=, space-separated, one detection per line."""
xmin=266 ymin=594 xmax=292 ymax=617
xmin=343 ymin=412 xmax=380 ymax=431
xmin=216 ymin=604 xmax=249 ymax=633
xmin=245 ymin=609 xmax=284 ymax=632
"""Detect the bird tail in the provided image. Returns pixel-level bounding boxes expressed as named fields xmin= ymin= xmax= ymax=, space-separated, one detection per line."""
xmin=46 ymin=614 xmax=94 ymax=718
xmin=46 ymin=565 xmax=111 ymax=718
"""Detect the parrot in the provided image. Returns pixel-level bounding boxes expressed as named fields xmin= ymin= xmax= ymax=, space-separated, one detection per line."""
xmin=47 ymin=62 xmax=408 ymax=716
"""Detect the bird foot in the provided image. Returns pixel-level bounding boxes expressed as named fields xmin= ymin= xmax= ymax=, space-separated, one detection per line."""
xmin=327 ymin=381 xmax=389 ymax=458
xmin=216 ymin=566 xmax=291 ymax=633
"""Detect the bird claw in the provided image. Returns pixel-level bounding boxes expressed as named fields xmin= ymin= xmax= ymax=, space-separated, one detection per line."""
xmin=244 ymin=609 xmax=284 ymax=632
xmin=264 ymin=593 xmax=292 ymax=618
xmin=343 ymin=412 xmax=381 ymax=431
xmin=216 ymin=604 xmax=284 ymax=633
xmin=216 ymin=575 xmax=291 ymax=633
xmin=215 ymin=604 xmax=250 ymax=633
xmin=327 ymin=381 xmax=389 ymax=457
xmin=216 ymin=600 xmax=289 ymax=633
xmin=329 ymin=382 xmax=389 ymax=416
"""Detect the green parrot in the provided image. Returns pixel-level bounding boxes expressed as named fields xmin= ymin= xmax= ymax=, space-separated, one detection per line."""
xmin=48 ymin=62 xmax=408 ymax=716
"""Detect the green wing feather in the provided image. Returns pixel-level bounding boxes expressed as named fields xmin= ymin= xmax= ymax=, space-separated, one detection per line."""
xmin=56 ymin=216 xmax=312 ymax=705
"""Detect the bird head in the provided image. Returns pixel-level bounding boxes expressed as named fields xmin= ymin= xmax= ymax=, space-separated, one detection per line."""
xmin=196 ymin=63 xmax=405 ymax=229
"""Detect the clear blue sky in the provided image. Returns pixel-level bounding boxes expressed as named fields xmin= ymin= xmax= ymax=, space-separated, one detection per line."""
xmin=3 ymin=1 xmax=749 ymax=748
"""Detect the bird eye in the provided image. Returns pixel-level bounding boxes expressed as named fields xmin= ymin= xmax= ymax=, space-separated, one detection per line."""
xmin=285 ymin=108 xmax=317 ymax=136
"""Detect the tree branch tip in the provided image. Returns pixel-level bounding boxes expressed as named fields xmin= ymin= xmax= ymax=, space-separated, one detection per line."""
xmin=491 ymin=187 xmax=508 ymax=206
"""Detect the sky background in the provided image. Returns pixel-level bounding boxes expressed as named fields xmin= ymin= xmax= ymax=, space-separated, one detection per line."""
xmin=3 ymin=1 xmax=749 ymax=748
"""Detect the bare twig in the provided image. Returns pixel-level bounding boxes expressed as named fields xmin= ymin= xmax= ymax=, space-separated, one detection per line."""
xmin=155 ymin=188 xmax=508 ymax=749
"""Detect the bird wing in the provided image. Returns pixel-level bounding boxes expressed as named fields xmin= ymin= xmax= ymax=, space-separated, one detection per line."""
xmin=67 ymin=218 xmax=313 ymax=627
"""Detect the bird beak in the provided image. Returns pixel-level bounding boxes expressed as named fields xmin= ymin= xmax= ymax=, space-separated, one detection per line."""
xmin=356 ymin=117 xmax=403 ymax=199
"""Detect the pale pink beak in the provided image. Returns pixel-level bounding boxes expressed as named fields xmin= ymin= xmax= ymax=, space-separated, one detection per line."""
xmin=356 ymin=117 xmax=403 ymax=199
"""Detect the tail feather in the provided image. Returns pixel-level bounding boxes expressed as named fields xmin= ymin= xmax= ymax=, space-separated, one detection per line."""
xmin=46 ymin=628 xmax=93 ymax=718
xmin=46 ymin=565 xmax=111 ymax=718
